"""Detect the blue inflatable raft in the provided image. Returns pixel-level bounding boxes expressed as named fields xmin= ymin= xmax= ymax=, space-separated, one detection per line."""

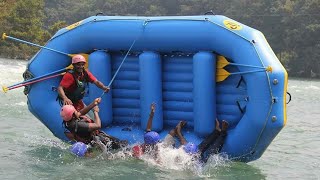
xmin=24 ymin=15 xmax=288 ymax=162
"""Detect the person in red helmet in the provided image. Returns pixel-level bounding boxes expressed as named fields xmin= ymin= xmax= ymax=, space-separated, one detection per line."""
xmin=58 ymin=54 xmax=110 ymax=111
xmin=61 ymin=98 xmax=128 ymax=151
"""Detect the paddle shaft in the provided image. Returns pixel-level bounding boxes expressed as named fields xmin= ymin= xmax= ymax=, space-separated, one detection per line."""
xmin=8 ymin=67 xmax=68 ymax=89
xmin=4 ymin=34 xmax=71 ymax=57
xmin=8 ymin=73 xmax=65 ymax=91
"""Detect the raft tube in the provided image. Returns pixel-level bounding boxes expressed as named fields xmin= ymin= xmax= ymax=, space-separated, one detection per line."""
xmin=25 ymin=15 xmax=288 ymax=162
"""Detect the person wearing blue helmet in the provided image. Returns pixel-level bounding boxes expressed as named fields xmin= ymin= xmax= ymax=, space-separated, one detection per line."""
xmin=132 ymin=119 xmax=189 ymax=159
xmin=132 ymin=102 xmax=161 ymax=159
xmin=71 ymin=142 xmax=89 ymax=157
xmin=143 ymin=103 xmax=160 ymax=153
xmin=162 ymin=118 xmax=229 ymax=162
xmin=197 ymin=119 xmax=229 ymax=163
xmin=183 ymin=119 xmax=229 ymax=163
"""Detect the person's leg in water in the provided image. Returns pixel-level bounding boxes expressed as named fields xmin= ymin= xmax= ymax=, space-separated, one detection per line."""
xmin=96 ymin=131 xmax=128 ymax=150
xmin=162 ymin=121 xmax=187 ymax=148
xmin=198 ymin=119 xmax=221 ymax=154
xmin=176 ymin=121 xmax=188 ymax=146
xmin=202 ymin=120 xmax=229 ymax=163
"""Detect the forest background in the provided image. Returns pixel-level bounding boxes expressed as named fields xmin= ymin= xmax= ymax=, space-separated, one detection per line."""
xmin=0 ymin=0 xmax=319 ymax=78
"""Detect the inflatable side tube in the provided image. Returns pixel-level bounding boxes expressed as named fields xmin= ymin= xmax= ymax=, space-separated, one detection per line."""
xmin=139 ymin=51 xmax=163 ymax=131
xmin=193 ymin=52 xmax=216 ymax=137
xmin=88 ymin=51 xmax=112 ymax=126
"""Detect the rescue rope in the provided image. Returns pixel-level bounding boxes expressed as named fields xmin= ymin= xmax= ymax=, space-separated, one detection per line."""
xmin=100 ymin=22 xmax=147 ymax=98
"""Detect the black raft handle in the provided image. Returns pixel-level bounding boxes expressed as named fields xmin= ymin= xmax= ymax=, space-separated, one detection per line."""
xmin=204 ymin=10 xmax=215 ymax=15
xmin=96 ymin=12 xmax=104 ymax=16
xmin=286 ymin=92 xmax=292 ymax=104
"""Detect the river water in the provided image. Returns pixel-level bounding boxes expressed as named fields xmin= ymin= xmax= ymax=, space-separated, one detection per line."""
xmin=0 ymin=57 xmax=319 ymax=179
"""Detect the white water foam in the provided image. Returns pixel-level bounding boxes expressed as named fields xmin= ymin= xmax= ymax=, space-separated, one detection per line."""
xmin=98 ymin=141 xmax=230 ymax=175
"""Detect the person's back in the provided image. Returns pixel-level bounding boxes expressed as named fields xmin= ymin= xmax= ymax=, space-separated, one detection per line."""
xmin=60 ymin=98 xmax=127 ymax=151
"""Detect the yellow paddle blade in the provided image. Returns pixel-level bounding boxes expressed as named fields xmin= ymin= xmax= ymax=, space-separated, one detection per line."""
xmin=65 ymin=64 xmax=74 ymax=70
xmin=2 ymin=33 xmax=7 ymax=40
xmin=266 ymin=66 xmax=272 ymax=72
xmin=2 ymin=86 xmax=9 ymax=93
xmin=216 ymin=68 xmax=231 ymax=82
xmin=216 ymin=56 xmax=230 ymax=69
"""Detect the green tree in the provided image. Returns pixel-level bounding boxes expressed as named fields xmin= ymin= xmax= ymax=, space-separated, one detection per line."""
xmin=4 ymin=0 xmax=50 ymax=59
xmin=279 ymin=0 xmax=320 ymax=77
xmin=0 ymin=0 xmax=17 ymax=57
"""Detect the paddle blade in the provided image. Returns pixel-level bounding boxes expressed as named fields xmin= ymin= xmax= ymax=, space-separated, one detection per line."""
xmin=2 ymin=33 xmax=7 ymax=40
xmin=216 ymin=68 xmax=231 ymax=82
xmin=216 ymin=56 xmax=230 ymax=69
xmin=2 ymin=86 xmax=9 ymax=93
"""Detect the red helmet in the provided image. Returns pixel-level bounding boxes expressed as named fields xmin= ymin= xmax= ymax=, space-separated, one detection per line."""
xmin=60 ymin=105 xmax=76 ymax=121
xmin=72 ymin=54 xmax=86 ymax=64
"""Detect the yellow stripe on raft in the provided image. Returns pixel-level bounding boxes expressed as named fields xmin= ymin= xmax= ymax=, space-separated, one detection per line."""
xmin=283 ymin=67 xmax=288 ymax=126
xmin=260 ymin=33 xmax=288 ymax=127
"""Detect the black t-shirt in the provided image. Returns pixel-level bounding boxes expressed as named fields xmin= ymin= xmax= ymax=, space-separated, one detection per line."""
xmin=65 ymin=116 xmax=93 ymax=140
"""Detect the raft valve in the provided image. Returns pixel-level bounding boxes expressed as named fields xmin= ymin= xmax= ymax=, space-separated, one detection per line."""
xmin=273 ymin=79 xmax=279 ymax=85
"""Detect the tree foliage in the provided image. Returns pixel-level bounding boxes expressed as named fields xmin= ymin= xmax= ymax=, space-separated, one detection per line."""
xmin=0 ymin=0 xmax=319 ymax=77
xmin=0 ymin=0 xmax=50 ymax=59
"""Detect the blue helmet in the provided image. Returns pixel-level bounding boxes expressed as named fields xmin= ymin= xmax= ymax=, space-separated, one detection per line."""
xmin=144 ymin=131 xmax=160 ymax=145
xmin=184 ymin=142 xmax=198 ymax=154
xmin=71 ymin=142 xmax=88 ymax=157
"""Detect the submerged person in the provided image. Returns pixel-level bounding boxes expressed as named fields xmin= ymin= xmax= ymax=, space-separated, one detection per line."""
xmin=132 ymin=102 xmax=161 ymax=159
xmin=58 ymin=54 xmax=110 ymax=111
xmin=60 ymin=97 xmax=128 ymax=154
xmin=131 ymin=103 xmax=189 ymax=159
xmin=162 ymin=120 xmax=188 ymax=148
xmin=186 ymin=119 xmax=229 ymax=163
xmin=133 ymin=116 xmax=229 ymax=165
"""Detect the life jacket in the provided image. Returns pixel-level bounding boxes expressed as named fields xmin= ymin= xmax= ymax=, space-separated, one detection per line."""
xmin=63 ymin=116 xmax=128 ymax=149
xmin=63 ymin=115 xmax=95 ymax=144
xmin=57 ymin=70 xmax=89 ymax=106
xmin=65 ymin=70 xmax=89 ymax=103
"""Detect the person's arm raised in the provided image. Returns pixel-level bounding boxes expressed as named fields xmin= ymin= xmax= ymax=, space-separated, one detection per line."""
xmin=88 ymin=105 xmax=101 ymax=131
xmin=79 ymin=98 xmax=101 ymax=115
xmin=146 ymin=102 xmax=156 ymax=132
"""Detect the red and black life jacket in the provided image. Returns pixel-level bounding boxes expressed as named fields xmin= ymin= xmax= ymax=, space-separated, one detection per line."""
xmin=65 ymin=70 xmax=89 ymax=103
xmin=63 ymin=115 xmax=95 ymax=144
xmin=63 ymin=116 xmax=128 ymax=149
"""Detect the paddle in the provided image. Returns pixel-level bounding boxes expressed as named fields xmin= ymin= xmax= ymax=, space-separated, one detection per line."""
xmin=3 ymin=72 xmax=66 ymax=93
xmin=2 ymin=33 xmax=90 ymax=62
xmin=216 ymin=68 xmax=272 ymax=82
xmin=2 ymin=33 xmax=72 ymax=57
xmin=2 ymin=65 xmax=75 ymax=93
xmin=217 ymin=56 xmax=267 ymax=69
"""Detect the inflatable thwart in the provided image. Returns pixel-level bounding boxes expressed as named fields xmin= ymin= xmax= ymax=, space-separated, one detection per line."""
xmin=23 ymin=15 xmax=287 ymax=162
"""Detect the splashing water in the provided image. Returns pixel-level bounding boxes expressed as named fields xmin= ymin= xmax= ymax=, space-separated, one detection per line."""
xmin=1 ymin=58 xmax=320 ymax=179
